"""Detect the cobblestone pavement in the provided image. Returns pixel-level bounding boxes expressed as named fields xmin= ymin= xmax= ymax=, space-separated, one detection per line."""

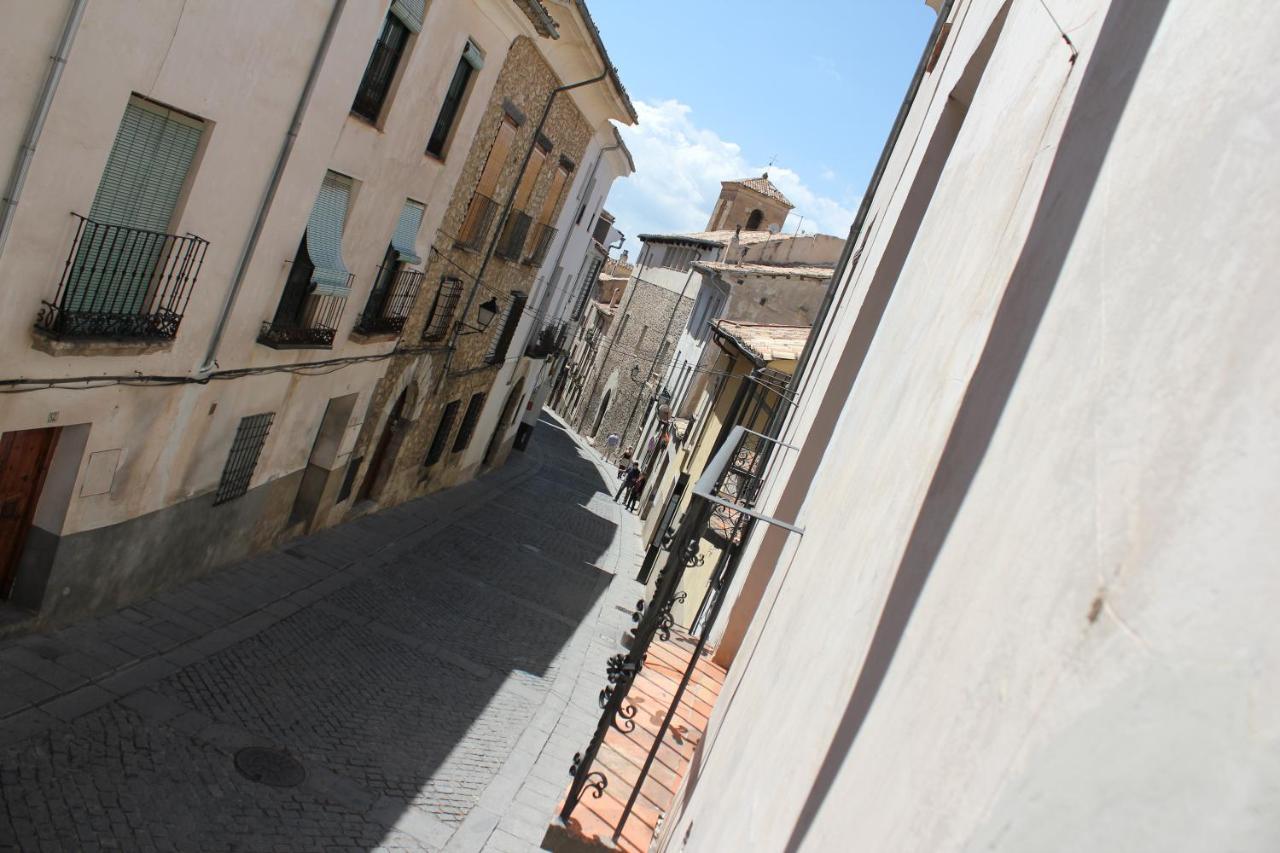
xmin=0 ymin=414 xmax=646 ymax=852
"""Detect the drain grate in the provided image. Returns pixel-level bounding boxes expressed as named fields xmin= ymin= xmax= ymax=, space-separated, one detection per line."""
xmin=234 ymin=747 xmax=306 ymax=788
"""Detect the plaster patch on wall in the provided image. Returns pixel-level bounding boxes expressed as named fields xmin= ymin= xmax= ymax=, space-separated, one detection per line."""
xmin=80 ymin=449 xmax=122 ymax=497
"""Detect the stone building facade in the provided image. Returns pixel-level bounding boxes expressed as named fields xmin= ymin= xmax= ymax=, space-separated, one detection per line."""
xmin=349 ymin=23 xmax=633 ymax=509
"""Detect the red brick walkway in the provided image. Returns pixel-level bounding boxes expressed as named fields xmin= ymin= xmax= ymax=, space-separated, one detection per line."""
xmin=548 ymin=632 xmax=726 ymax=851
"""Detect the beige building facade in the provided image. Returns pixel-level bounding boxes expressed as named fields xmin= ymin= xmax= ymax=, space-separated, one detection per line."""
xmin=0 ymin=0 xmax=630 ymax=625
xmin=657 ymin=0 xmax=1280 ymax=850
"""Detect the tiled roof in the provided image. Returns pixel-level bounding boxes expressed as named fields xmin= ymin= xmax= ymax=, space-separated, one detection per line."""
xmin=727 ymin=173 xmax=793 ymax=207
xmin=694 ymin=260 xmax=835 ymax=280
xmin=713 ymin=320 xmax=810 ymax=364
xmin=512 ymin=0 xmax=559 ymax=37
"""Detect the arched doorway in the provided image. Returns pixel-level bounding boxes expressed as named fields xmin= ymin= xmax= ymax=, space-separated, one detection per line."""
xmin=484 ymin=377 xmax=525 ymax=465
xmin=591 ymin=388 xmax=611 ymax=438
xmin=358 ymin=388 xmax=407 ymax=502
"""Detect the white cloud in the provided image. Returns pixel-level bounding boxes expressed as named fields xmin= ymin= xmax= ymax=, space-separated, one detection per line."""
xmin=605 ymin=99 xmax=855 ymax=255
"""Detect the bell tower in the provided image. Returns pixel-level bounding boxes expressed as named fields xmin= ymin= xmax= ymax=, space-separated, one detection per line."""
xmin=705 ymin=173 xmax=794 ymax=232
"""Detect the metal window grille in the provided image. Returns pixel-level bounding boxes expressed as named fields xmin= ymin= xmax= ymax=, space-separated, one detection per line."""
xmin=424 ymin=400 xmax=461 ymax=466
xmin=452 ymin=393 xmax=486 ymax=453
xmin=357 ymin=264 xmax=423 ymax=335
xmin=485 ymin=291 xmax=526 ymax=364
xmin=351 ymin=14 xmax=409 ymax=122
xmin=421 ymin=277 xmax=464 ymax=341
xmin=214 ymin=413 xmax=274 ymax=505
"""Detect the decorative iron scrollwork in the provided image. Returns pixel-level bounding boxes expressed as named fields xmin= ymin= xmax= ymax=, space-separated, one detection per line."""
xmin=657 ymin=591 xmax=688 ymax=642
xmin=568 ymin=753 xmax=610 ymax=798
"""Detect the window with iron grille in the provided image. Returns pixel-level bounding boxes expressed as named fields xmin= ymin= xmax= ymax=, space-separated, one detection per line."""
xmin=424 ymin=400 xmax=461 ymax=466
xmin=485 ymin=290 xmax=526 ymax=364
xmin=453 ymin=392 xmax=486 ymax=453
xmin=421 ymin=277 xmax=464 ymax=341
xmin=352 ymin=13 xmax=410 ymax=122
xmin=214 ymin=413 xmax=274 ymax=505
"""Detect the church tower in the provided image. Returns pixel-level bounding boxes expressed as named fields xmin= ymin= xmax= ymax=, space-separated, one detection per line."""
xmin=705 ymin=173 xmax=794 ymax=232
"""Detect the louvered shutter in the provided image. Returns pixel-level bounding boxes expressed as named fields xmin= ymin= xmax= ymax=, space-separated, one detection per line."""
xmin=306 ymin=173 xmax=353 ymax=296
xmin=390 ymin=199 xmax=425 ymax=264
xmin=69 ymin=97 xmax=202 ymax=313
xmin=389 ymin=0 xmax=425 ymax=32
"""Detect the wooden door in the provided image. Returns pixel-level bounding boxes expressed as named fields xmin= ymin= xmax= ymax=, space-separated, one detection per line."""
xmin=0 ymin=428 xmax=59 ymax=598
xmin=358 ymin=390 xmax=407 ymax=502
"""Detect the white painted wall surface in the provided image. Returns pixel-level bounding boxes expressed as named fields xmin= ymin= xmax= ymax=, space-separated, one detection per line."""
xmin=657 ymin=0 xmax=1280 ymax=850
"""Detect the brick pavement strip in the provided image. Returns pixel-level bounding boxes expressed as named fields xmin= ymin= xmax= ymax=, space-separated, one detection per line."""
xmin=0 ymin=413 xmax=646 ymax=851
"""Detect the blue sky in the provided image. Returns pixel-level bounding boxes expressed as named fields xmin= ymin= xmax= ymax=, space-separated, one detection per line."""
xmin=589 ymin=1 xmax=938 ymax=254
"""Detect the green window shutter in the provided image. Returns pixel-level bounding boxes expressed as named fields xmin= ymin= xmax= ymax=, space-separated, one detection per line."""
xmin=389 ymin=0 xmax=425 ymax=32
xmin=390 ymin=199 xmax=425 ymax=264
xmin=306 ymin=172 xmax=353 ymax=296
xmin=70 ymin=96 xmax=202 ymax=313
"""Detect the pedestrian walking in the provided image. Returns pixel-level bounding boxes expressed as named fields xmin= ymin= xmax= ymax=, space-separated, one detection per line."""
xmin=616 ymin=445 xmax=634 ymax=477
xmin=615 ymin=462 xmax=639 ymax=503
xmin=603 ymin=432 xmax=620 ymax=460
xmin=626 ymin=471 xmax=647 ymax=512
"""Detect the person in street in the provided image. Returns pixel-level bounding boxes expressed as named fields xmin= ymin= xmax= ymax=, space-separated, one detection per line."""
xmin=615 ymin=462 xmax=639 ymax=503
xmin=603 ymin=432 xmax=620 ymax=460
xmin=626 ymin=471 xmax=647 ymax=512
xmin=616 ymin=445 xmax=634 ymax=477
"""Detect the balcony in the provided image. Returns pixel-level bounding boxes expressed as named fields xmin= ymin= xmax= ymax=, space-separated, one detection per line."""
xmin=258 ymin=282 xmax=349 ymax=349
xmin=456 ymin=193 xmax=498 ymax=252
xmin=523 ymin=221 xmax=556 ymax=267
xmin=494 ymin=210 xmax=532 ymax=262
xmin=35 ymin=214 xmax=209 ymax=341
xmin=354 ymin=266 xmax=424 ymax=336
xmin=525 ymin=322 xmax=565 ymax=359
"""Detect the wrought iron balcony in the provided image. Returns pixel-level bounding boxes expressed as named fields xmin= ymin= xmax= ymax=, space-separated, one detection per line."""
xmin=456 ymin=193 xmax=498 ymax=252
xmin=525 ymin=321 xmax=565 ymax=359
xmin=494 ymin=210 xmax=532 ymax=261
xmin=523 ymin=221 xmax=556 ymax=266
xmin=258 ymin=283 xmax=348 ymax=349
xmin=35 ymin=214 xmax=209 ymax=341
xmin=354 ymin=266 xmax=423 ymax=336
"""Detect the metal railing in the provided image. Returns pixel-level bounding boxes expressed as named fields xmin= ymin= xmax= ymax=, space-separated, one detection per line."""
xmin=494 ymin=209 xmax=532 ymax=261
xmin=560 ymin=426 xmax=802 ymax=840
xmin=355 ymin=266 xmax=423 ymax=335
xmin=258 ymin=281 xmax=349 ymax=348
xmin=523 ymin=221 xmax=557 ymax=266
xmin=35 ymin=214 xmax=209 ymax=341
xmin=421 ymin=277 xmax=463 ymax=342
xmin=456 ymin=193 xmax=498 ymax=252
xmin=351 ymin=24 xmax=406 ymax=122
xmin=525 ymin=321 xmax=564 ymax=359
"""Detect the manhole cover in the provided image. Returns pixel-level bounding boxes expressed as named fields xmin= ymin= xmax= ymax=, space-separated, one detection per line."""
xmin=234 ymin=747 xmax=306 ymax=788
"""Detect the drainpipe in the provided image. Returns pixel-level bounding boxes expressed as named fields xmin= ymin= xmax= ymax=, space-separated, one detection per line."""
xmin=440 ymin=66 xmax=610 ymax=384
xmin=197 ymin=0 xmax=346 ymax=374
xmin=0 ymin=0 xmax=89 ymax=261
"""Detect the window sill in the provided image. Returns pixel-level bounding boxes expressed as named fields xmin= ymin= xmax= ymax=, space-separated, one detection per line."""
xmin=347 ymin=111 xmax=385 ymax=131
xmin=348 ymin=329 xmax=401 ymax=345
xmin=30 ymin=327 xmax=175 ymax=358
xmin=424 ymin=150 xmax=446 ymax=164
xmin=256 ymin=337 xmax=335 ymax=352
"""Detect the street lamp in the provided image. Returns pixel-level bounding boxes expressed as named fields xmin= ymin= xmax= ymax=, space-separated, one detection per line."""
xmin=459 ymin=296 xmax=500 ymax=334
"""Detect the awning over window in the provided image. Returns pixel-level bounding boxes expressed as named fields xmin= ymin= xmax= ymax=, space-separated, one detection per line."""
xmin=307 ymin=172 xmax=353 ymax=296
xmin=463 ymin=39 xmax=484 ymax=70
xmin=391 ymin=199 xmax=425 ymax=264
xmin=390 ymin=0 xmax=425 ymax=32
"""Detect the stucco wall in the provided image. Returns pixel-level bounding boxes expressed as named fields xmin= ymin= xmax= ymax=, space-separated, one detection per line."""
xmin=658 ymin=0 xmax=1280 ymax=850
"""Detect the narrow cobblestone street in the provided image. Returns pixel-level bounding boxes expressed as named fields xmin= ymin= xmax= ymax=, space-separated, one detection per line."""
xmin=0 ymin=415 xmax=645 ymax=852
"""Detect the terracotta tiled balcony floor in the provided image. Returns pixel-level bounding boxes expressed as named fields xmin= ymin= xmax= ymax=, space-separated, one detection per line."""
xmin=547 ymin=631 xmax=727 ymax=851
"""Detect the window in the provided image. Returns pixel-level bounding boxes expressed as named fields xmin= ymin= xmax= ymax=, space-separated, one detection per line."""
xmin=261 ymin=172 xmax=353 ymax=347
xmin=424 ymin=400 xmax=461 ymax=466
xmin=526 ymin=161 xmax=571 ymax=265
xmin=49 ymin=96 xmax=206 ymax=339
xmin=214 ymin=413 xmax=274 ymax=505
xmin=336 ymin=454 xmax=362 ymax=503
xmin=357 ymin=198 xmax=425 ymax=334
xmin=453 ymin=393 xmax=486 ymax=452
xmin=351 ymin=13 xmax=411 ymax=122
xmin=427 ymin=40 xmax=483 ymax=158
xmin=486 ymin=290 xmax=527 ymax=364
xmin=745 ymin=208 xmax=763 ymax=230
xmin=421 ymin=277 xmax=463 ymax=341
xmin=495 ymin=140 xmax=547 ymax=260
xmin=458 ymin=114 xmax=516 ymax=250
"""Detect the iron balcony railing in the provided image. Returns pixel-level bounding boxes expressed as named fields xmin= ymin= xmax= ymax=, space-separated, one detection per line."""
xmin=494 ymin=210 xmax=532 ymax=261
xmin=35 ymin=213 xmax=209 ymax=341
xmin=525 ymin=321 xmax=565 ymax=359
xmin=351 ymin=24 xmax=406 ymax=122
xmin=354 ymin=266 xmax=423 ymax=335
xmin=456 ymin=193 xmax=498 ymax=252
xmin=258 ymin=280 xmax=349 ymax=348
xmin=523 ymin=221 xmax=556 ymax=266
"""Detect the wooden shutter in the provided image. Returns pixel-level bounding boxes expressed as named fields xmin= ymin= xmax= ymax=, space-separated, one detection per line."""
xmin=476 ymin=117 xmax=517 ymax=198
xmin=538 ymin=164 xmax=570 ymax=224
xmin=512 ymin=146 xmax=546 ymax=211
